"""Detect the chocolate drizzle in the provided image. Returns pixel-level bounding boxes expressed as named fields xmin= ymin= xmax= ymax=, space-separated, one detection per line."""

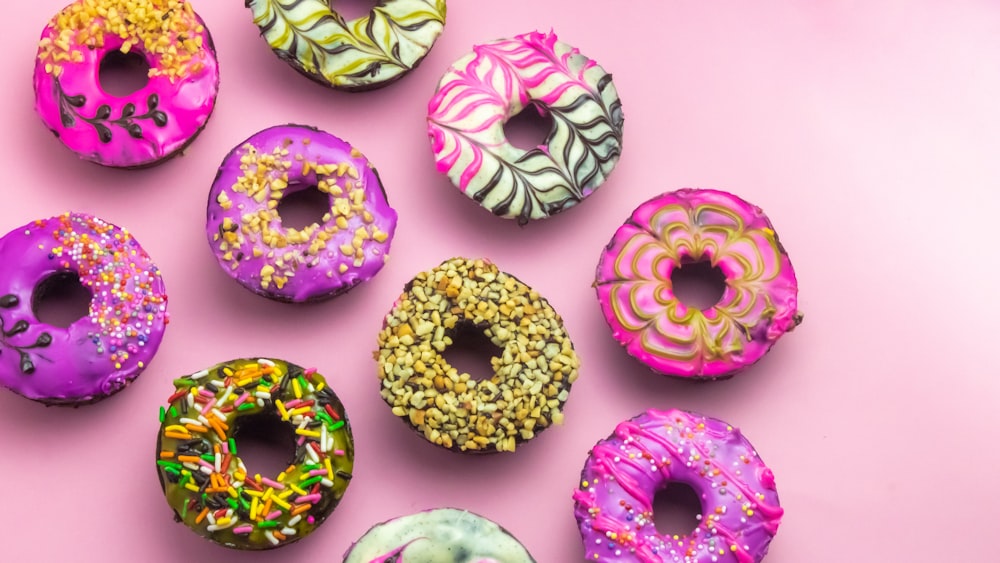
xmin=55 ymin=80 xmax=168 ymax=143
xmin=0 ymin=294 xmax=52 ymax=374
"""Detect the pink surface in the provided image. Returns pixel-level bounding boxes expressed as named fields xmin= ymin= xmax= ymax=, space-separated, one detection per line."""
xmin=0 ymin=1 xmax=997 ymax=562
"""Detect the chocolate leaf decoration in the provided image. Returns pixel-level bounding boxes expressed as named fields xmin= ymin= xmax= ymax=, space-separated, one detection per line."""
xmin=94 ymin=123 xmax=112 ymax=143
xmin=60 ymin=109 xmax=75 ymax=128
xmin=127 ymin=123 xmax=144 ymax=139
xmin=19 ymin=351 xmax=34 ymax=374
xmin=0 ymin=295 xmax=20 ymax=308
xmin=122 ymin=102 xmax=135 ymax=117
xmin=65 ymin=94 xmax=86 ymax=107
xmin=5 ymin=320 xmax=28 ymax=337
xmin=151 ymin=110 xmax=168 ymax=127
xmin=95 ymin=104 xmax=112 ymax=120
xmin=35 ymin=333 xmax=52 ymax=347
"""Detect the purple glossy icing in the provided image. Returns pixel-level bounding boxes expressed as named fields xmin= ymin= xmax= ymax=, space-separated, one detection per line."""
xmin=0 ymin=213 xmax=167 ymax=404
xmin=207 ymin=124 xmax=397 ymax=302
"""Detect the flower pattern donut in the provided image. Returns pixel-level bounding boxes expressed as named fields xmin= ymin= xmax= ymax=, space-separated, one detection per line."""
xmin=573 ymin=409 xmax=783 ymax=562
xmin=428 ymin=30 xmax=624 ymax=223
xmin=595 ymin=189 xmax=801 ymax=379
xmin=0 ymin=213 xmax=167 ymax=405
xmin=247 ymin=0 xmax=447 ymax=91
xmin=33 ymin=0 xmax=219 ymax=168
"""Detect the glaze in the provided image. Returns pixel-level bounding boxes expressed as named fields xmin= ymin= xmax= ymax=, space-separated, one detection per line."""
xmin=573 ymin=409 xmax=782 ymax=562
xmin=247 ymin=0 xmax=446 ymax=91
xmin=207 ymin=124 xmax=397 ymax=302
xmin=344 ymin=508 xmax=536 ymax=562
xmin=595 ymin=189 xmax=801 ymax=379
xmin=428 ymin=30 xmax=624 ymax=223
xmin=376 ymin=257 xmax=579 ymax=453
xmin=156 ymin=358 xmax=354 ymax=550
xmin=33 ymin=0 xmax=219 ymax=168
xmin=0 ymin=213 xmax=167 ymax=404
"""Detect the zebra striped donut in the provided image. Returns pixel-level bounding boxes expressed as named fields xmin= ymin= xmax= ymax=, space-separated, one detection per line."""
xmin=247 ymin=0 xmax=446 ymax=91
xmin=427 ymin=30 xmax=624 ymax=224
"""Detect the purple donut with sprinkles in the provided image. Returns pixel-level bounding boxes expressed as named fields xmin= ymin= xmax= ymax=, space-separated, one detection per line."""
xmin=0 ymin=213 xmax=167 ymax=405
xmin=33 ymin=0 xmax=219 ymax=168
xmin=573 ymin=409 xmax=783 ymax=562
xmin=207 ymin=124 xmax=397 ymax=303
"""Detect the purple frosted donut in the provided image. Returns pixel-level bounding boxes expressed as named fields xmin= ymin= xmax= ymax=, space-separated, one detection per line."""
xmin=207 ymin=125 xmax=397 ymax=303
xmin=573 ymin=409 xmax=783 ymax=562
xmin=0 ymin=213 xmax=168 ymax=405
xmin=427 ymin=30 xmax=624 ymax=223
xmin=33 ymin=0 xmax=219 ymax=168
xmin=595 ymin=189 xmax=801 ymax=380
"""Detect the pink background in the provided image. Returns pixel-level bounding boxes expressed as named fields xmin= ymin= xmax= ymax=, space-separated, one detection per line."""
xmin=1 ymin=1 xmax=998 ymax=561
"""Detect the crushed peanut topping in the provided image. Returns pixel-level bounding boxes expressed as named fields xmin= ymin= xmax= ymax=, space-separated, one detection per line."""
xmin=38 ymin=0 xmax=207 ymax=80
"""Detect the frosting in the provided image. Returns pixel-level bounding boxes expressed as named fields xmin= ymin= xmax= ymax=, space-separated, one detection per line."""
xmin=376 ymin=257 xmax=579 ymax=453
xmin=156 ymin=358 xmax=354 ymax=550
xmin=427 ymin=30 xmax=624 ymax=223
xmin=33 ymin=0 xmax=219 ymax=168
xmin=343 ymin=508 xmax=536 ymax=562
xmin=207 ymin=124 xmax=397 ymax=302
xmin=595 ymin=189 xmax=801 ymax=379
xmin=247 ymin=0 xmax=446 ymax=91
xmin=573 ymin=409 xmax=783 ymax=562
xmin=0 ymin=213 xmax=167 ymax=404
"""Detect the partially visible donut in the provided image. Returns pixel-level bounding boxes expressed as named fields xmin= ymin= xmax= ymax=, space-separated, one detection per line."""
xmin=573 ymin=409 xmax=783 ymax=562
xmin=0 ymin=212 xmax=167 ymax=405
xmin=376 ymin=257 xmax=579 ymax=453
xmin=428 ymin=30 xmax=624 ymax=223
xmin=247 ymin=0 xmax=447 ymax=91
xmin=343 ymin=507 xmax=536 ymax=562
xmin=33 ymin=0 xmax=219 ymax=168
xmin=156 ymin=358 xmax=354 ymax=550
xmin=207 ymin=124 xmax=397 ymax=303
xmin=595 ymin=189 xmax=801 ymax=379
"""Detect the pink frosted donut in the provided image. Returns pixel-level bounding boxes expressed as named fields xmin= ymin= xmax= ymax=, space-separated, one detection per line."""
xmin=573 ymin=409 xmax=783 ymax=562
xmin=0 ymin=213 xmax=168 ymax=405
xmin=33 ymin=0 xmax=219 ymax=168
xmin=427 ymin=30 xmax=624 ymax=223
xmin=207 ymin=124 xmax=397 ymax=303
xmin=595 ymin=189 xmax=801 ymax=379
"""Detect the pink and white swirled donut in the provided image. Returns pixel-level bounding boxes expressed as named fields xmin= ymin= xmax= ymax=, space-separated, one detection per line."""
xmin=595 ymin=189 xmax=801 ymax=379
xmin=33 ymin=0 xmax=219 ymax=168
xmin=573 ymin=409 xmax=783 ymax=562
xmin=428 ymin=30 xmax=624 ymax=223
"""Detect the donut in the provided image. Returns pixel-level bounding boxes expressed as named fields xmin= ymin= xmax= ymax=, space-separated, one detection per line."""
xmin=156 ymin=358 xmax=354 ymax=550
xmin=573 ymin=409 xmax=783 ymax=562
xmin=33 ymin=0 xmax=219 ymax=168
xmin=427 ymin=30 xmax=624 ymax=224
xmin=344 ymin=507 xmax=537 ymax=562
xmin=0 ymin=212 xmax=167 ymax=405
xmin=376 ymin=257 xmax=579 ymax=453
xmin=247 ymin=0 xmax=447 ymax=92
xmin=595 ymin=189 xmax=801 ymax=380
xmin=207 ymin=124 xmax=397 ymax=303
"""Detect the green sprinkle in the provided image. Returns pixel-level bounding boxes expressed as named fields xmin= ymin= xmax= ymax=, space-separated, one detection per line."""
xmin=200 ymin=453 xmax=215 ymax=462
xmin=257 ymin=520 xmax=280 ymax=529
xmin=172 ymin=377 xmax=196 ymax=387
xmin=169 ymin=406 xmax=178 ymax=418
xmin=229 ymin=438 xmax=237 ymax=455
xmin=237 ymin=402 xmax=255 ymax=411
xmin=164 ymin=467 xmax=180 ymax=477
xmin=302 ymin=464 xmax=321 ymax=472
xmin=156 ymin=460 xmax=182 ymax=470
xmin=300 ymin=476 xmax=322 ymax=488
xmin=179 ymin=473 xmax=191 ymax=488
xmin=182 ymin=503 xmax=188 ymax=519
xmin=227 ymin=498 xmax=238 ymax=510
xmin=297 ymin=375 xmax=308 ymax=390
xmin=158 ymin=406 xmax=165 ymax=423
xmin=330 ymin=420 xmax=345 ymax=431
xmin=239 ymin=496 xmax=250 ymax=510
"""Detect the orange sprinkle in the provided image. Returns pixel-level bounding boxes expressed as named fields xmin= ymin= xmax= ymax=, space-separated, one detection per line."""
xmin=177 ymin=455 xmax=201 ymax=464
xmin=195 ymin=507 xmax=209 ymax=524
xmin=159 ymin=451 xmax=175 ymax=459
xmin=291 ymin=504 xmax=312 ymax=516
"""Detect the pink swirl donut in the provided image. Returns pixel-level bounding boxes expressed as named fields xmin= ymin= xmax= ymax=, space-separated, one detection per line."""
xmin=207 ymin=124 xmax=397 ymax=303
xmin=0 ymin=213 xmax=168 ymax=405
xmin=573 ymin=409 xmax=783 ymax=562
xmin=33 ymin=0 xmax=219 ymax=168
xmin=428 ymin=30 xmax=624 ymax=223
xmin=595 ymin=189 xmax=801 ymax=379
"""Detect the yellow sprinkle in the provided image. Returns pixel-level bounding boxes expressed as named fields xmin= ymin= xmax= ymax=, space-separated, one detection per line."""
xmin=325 ymin=458 xmax=334 ymax=479
xmin=271 ymin=496 xmax=291 ymax=511
xmin=250 ymin=496 xmax=259 ymax=520
xmin=295 ymin=428 xmax=321 ymax=438
xmin=292 ymin=378 xmax=302 ymax=399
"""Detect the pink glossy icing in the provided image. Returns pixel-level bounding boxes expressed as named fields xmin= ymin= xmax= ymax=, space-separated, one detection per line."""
xmin=427 ymin=30 xmax=624 ymax=223
xmin=207 ymin=124 xmax=397 ymax=303
xmin=0 ymin=213 xmax=167 ymax=404
xmin=573 ymin=409 xmax=783 ymax=563
xmin=33 ymin=0 xmax=219 ymax=168
xmin=595 ymin=189 xmax=800 ymax=379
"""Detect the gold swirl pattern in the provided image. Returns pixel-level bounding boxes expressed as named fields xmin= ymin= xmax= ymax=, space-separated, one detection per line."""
xmin=248 ymin=0 xmax=446 ymax=91
xmin=595 ymin=189 xmax=800 ymax=378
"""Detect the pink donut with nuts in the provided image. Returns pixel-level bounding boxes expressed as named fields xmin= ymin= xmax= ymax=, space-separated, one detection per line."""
xmin=573 ymin=409 xmax=783 ymax=562
xmin=595 ymin=189 xmax=801 ymax=379
xmin=33 ymin=0 xmax=219 ymax=168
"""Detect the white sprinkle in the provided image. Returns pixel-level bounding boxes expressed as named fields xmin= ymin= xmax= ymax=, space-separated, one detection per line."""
xmin=191 ymin=370 xmax=210 ymax=380
xmin=258 ymin=358 xmax=275 ymax=367
xmin=320 ymin=478 xmax=333 ymax=488
xmin=281 ymin=527 xmax=297 ymax=536
xmin=265 ymin=531 xmax=279 ymax=545
xmin=287 ymin=515 xmax=302 ymax=527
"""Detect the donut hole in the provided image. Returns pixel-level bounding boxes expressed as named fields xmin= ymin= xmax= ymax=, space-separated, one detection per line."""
xmin=653 ymin=481 xmax=704 ymax=537
xmin=233 ymin=412 xmax=297 ymax=479
xmin=443 ymin=324 xmax=504 ymax=382
xmin=276 ymin=184 xmax=332 ymax=231
xmin=32 ymin=272 xmax=92 ymax=328
xmin=670 ymin=260 xmax=727 ymax=309
xmin=332 ymin=0 xmax=380 ymax=21
xmin=504 ymin=103 xmax=554 ymax=151
xmin=99 ymin=50 xmax=151 ymax=97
